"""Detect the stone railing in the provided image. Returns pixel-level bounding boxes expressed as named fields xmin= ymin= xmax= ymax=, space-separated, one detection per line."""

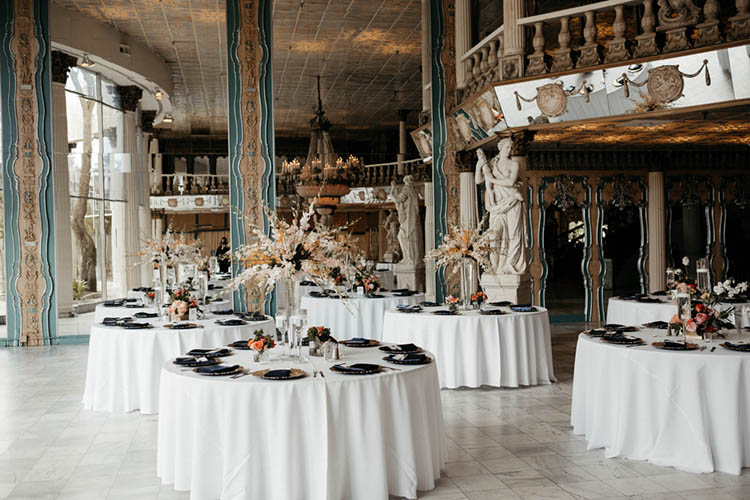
xmin=516 ymin=0 xmax=749 ymax=77
xmin=461 ymin=24 xmax=504 ymax=94
xmin=276 ymin=159 xmax=431 ymax=195
xmin=152 ymin=173 xmax=229 ymax=196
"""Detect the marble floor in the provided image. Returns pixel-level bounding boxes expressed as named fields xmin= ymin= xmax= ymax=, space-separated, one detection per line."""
xmin=0 ymin=325 xmax=748 ymax=500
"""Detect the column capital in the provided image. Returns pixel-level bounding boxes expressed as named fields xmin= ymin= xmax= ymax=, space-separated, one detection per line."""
xmin=454 ymin=149 xmax=475 ymax=173
xmin=141 ymin=110 xmax=156 ymax=133
xmin=51 ymin=51 xmax=78 ymax=84
xmin=117 ymin=85 xmax=143 ymax=112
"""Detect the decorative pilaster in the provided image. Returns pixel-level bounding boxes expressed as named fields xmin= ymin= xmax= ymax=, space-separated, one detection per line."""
xmin=1 ymin=0 xmax=56 ymax=345
xmin=421 ymin=0 xmax=432 ymax=112
xmin=502 ymin=0 xmax=525 ymax=79
xmin=51 ymin=51 xmax=76 ymax=318
xmin=227 ymin=0 xmax=275 ymax=313
xmin=424 ymin=181 xmax=436 ymax=301
xmin=648 ymin=171 xmax=666 ymax=292
xmin=455 ymin=0 xmax=471 ymax=89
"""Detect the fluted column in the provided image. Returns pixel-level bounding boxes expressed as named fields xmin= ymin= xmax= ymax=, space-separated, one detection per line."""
xmin=502 ymin=0 xmax=526 ymax=78
xmin=424 ymin=181 xmax=436 ymax=300
xmin=648 ymin=171 xmax=666 ymax=292
xmin=51 ymin=51 xmax=77 ymax=318
xmin=455 ymin=0 xmax=471 ymax=89
xmin=139 ymin=128 xmax=152 ymax=285
xmin=150 ymin=138 xmax=162 ymax=193
xmin=421 ymin=0 xmax=432 ymax=111
xmin=459 ymin=171 xmax=478 ymax=292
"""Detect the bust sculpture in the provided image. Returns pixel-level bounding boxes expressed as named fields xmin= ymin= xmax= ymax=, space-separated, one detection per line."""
xmin=475 ymin=138 xmax=528 ymax=275
xmin=390 ymin=175 xmax=423 ymax=266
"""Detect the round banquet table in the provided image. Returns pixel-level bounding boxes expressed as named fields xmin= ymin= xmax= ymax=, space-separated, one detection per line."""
xmin=382 ymin=306 xmax=555 ymax=389
xmin=82 ymin=316 xmax=274 ymax=414
xmin=94 ymin=299 xmax=232 ymax=323
xmin=300 ymin=292 xmax=425 ymax=341
xmin=157 ymin=346 xmax=446 ymax=500
xmin=606 ymin=296 xmax=749 ymax=327
xmin=571 ymin=331 xmax=750 ymax=474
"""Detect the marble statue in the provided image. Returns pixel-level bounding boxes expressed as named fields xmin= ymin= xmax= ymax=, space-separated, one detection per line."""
xmin=475 ymin=138 xmax=528 ymax=274
xmin=390 ymin=175 xmax=423 ymax=266
xmin=383 ymin=210 xmax=402 ymax=263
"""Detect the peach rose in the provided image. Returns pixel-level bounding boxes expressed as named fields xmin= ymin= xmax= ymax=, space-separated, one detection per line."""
xmin=669 ymin=314 xmax=682 ymax=325
xmin=695 ymin=312 xmax=708 ymax=325
xmin=251 ymin=340 xmax=265 ymax=351
xmin=685 ymin=319 xmax=697 ymax=333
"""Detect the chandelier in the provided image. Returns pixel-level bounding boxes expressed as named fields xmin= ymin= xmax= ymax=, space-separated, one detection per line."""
xmin=284 ymin=76 xmax=363 ymax=215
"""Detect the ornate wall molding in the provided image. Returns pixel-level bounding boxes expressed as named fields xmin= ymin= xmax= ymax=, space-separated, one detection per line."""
xmin=0 ymin=0 xmax=57 ymax=345
xmin=227 ymin=0 xmax=275 ymax=313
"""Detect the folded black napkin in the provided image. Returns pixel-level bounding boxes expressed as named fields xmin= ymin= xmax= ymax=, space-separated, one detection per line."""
xmin=125 ymin=304 xmax=144 ymax=309
xmin=393 ymin=290 xmax=417 ymax=296
xmin=480 ymin=309 xmax=506 ymax=315
xmin=170 ymin=323 xmax=197 ymax=330
xmin=334 ymin=363 xmax=380 ymax=373
xmin=396 ymin=305 xmax=422 ymax=313
xmin=365 ymin=294 xmax=385 ymax=298
xmin=103 ymin=300 xmax=125 ymax=307
xmin=299 ymin=280 xmax=316 ymax=286
xmin=102 ymin=316 xmax=126 ymax=326
xmin=214 ymin=309 xmax=234 ymax=315
xmin=587 ymin=328 xmax=608 ymax=336
xmin=725 ymin=342 xmax=750 ymax=351
xmin=309 ymin=291 xmax=326 ymax=298
xmin=391 ymin=353 xmax=428 ymax=363
xmin=510 ymin=305 xmax=535 ymax=312
xmin=603 ymin=334 xmax=639 ymax=343
xmin=391 ymin=288 xmax=409 ymax=293
xmin=264 ymin=369 xmax=291 ymax=379
xmin=229 ymin=340 xmax=251 ymax=348
xmin=345 ymin=337 xmax=369 ymax=345
xmin=242 ymin=312 xmax=267 ymax=321
xmin=188 ymin=348 xmax=231 ymax=357
xmin=397 ymin=343 xmax=419 ymax=352
xmin=124 ymin=298 xmax=138 ymax=303
xmin=615 ymin=326 xmax=640 ymax=333
xmin=174 ymin=356 xmax=216 ymax=366
xmin=212 ymin=285 xmax=223 ymax=290
xmin=216 ymin=319 xmax=247 ymax=326
xmin=489 ymin=301 xmax=511 ymax=306
xmin=643 ymin=321 xmax=668 ymax=329
xmin=121 ymin=322 xmax=151 ymax=329
xmin=433 ymin=310 xmax=457 ymax=315
xmin=195 ymin=364 xmax=240 ymax=375
xmin=637 ymin=297 xmax=663 ymax=303
xmin=663 ymin=340 xmax=689 ymax=349
xmin=419 ymin=301 xmax=441 ymax=307
xmin=604 ymin=324 xmax=624 ymax=329
xmin=132 ymin=287 xmax=154 ymax=293
xmin=134 ymin=312 xmax=158 ymax=319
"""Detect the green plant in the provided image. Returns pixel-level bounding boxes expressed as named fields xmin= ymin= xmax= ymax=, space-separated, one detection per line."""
xmin=72 ymin=280 xmax=87 ymax=301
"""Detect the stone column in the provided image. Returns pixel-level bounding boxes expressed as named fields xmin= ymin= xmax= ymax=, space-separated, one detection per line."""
xmin=648 ymin=171 xmax=666 ymax=292
xmin=51 ymin=51 xmax=77 ymax=318
xmin=424 ymin=181 xmax=436 ymax=300
xmin=397 ymin=109 xmax=408 ymax=174
xmin=138 ymin=114 xmax=152 ymax=286
xmin=502 ymin=0 xmax=526 ymax=79
xmin=0 ymin=0 xmax=57 ymax=345
xmin=150 ymin=138 xmax=162 ymax=194
xmin=459 ymin=170 xmax=478 ymax=293
xmin=455 ymin=0 xmax=471 ymax=89
xmin=227 ymin=0 xmax=276 ymax=313
xmin=421 ymin=0 xmax=432 ymax=112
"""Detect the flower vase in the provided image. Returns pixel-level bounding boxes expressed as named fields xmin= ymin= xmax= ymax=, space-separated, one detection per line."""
xmin=309 ymin=338 xmax=323 ymax=357
xmin=459 ymin=257 xmax=476 ymax=310
xmin=253 ymin=349 xmax=270 ymax=363
xmin=283 ymin=275 xmax=303 ymax=359
xmin=171 ymin=311 xmax=189 ymax=322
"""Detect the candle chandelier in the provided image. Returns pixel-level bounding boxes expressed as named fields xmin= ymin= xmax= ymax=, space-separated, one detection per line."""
xmin=284 ymin=76 xmax=363 ymax=214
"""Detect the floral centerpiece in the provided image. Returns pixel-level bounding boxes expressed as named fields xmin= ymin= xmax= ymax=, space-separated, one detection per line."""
xmin=446 ymin=295 xmax=461 ymax=313
xmin=684 ymin=302 xmax=734 ymax=341
xmin=708 ymin=280 xmax=749 ymax=303
xmin=353 ymin=265 xmax=381 ymax=295
xmin=167 ymin=286 xmax=199 ymax=321
xmin=307 ymin=326 xmax=334 ymax=356
xmin=471 ymin=291 xmax=486 ymax=308
xmin=425 ymin=220 xmax=495 ymax=308
xmin=249 ymin=329 xmax=275 ymax=361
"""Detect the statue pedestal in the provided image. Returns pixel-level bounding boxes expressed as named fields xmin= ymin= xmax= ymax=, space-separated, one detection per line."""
xmin=395 ymin=262 xmax=425 ymax=292
xmin=480 ymin=273 xmax=531 ymax=304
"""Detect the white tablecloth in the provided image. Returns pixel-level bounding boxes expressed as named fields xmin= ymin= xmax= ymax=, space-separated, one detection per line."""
xmin=607 ymin=297 xmax=749 ymax=327
xmin=374 ymin=270 xmax=396 ymax=289
xmin=82 ymin=317 xmax=274 ymax=414
xmin=300 ymin=292 xmax=425 ymax=341
xmin=572 ymin=332 xmax=750 ymax=474
xmin=94 ymin=299 xmax=232 ymax=323
xmin=382 ymin=306 xmax=556 ymax=389
xmin=157 ymin=347 xmax=446 ymax=500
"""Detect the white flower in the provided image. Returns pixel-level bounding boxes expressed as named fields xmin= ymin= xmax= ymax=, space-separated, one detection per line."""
xmin=738 ymin=282 xmax=748 ymax=292
xmin=723 ymin=280 xmax=732 ymax=287
xmin=682 ymin=256 xmax=689 ymax=266
xmin=714 ymin=285 xmax=724 ymax=295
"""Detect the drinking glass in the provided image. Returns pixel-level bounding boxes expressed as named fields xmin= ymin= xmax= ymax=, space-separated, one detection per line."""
xmin=696 ymin=258 xmax=710 ymax=293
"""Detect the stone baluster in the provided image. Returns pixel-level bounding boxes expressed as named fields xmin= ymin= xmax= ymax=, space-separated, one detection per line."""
xmin=729 ymin=0 xmax=750 ymax=40
xmin=634 ymin=0 xmax=659 ymax=56
xmin=464 ymin=58 xmax=474 ymax=87
xmin=479 ymin=45 xmax=490 ymax=76
xmin=577 ymin=10 xmax=600 ymax=67
xmin=487 ymin=40 xmax=498 ymax=70
xmin=696 ymin=0 xmax=721 ymax=46
xmin=604 ymin=5 xmax=628 ymax=62
xmin=471 ymin=53 xmax=481 ymax=81
xmin=493 ymin=35 xmax=504 ymax=79
xmin=526 ymin=22 xmax=548 ymax=75
xmin=551 ymin=16 xmax=573 ymax=72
